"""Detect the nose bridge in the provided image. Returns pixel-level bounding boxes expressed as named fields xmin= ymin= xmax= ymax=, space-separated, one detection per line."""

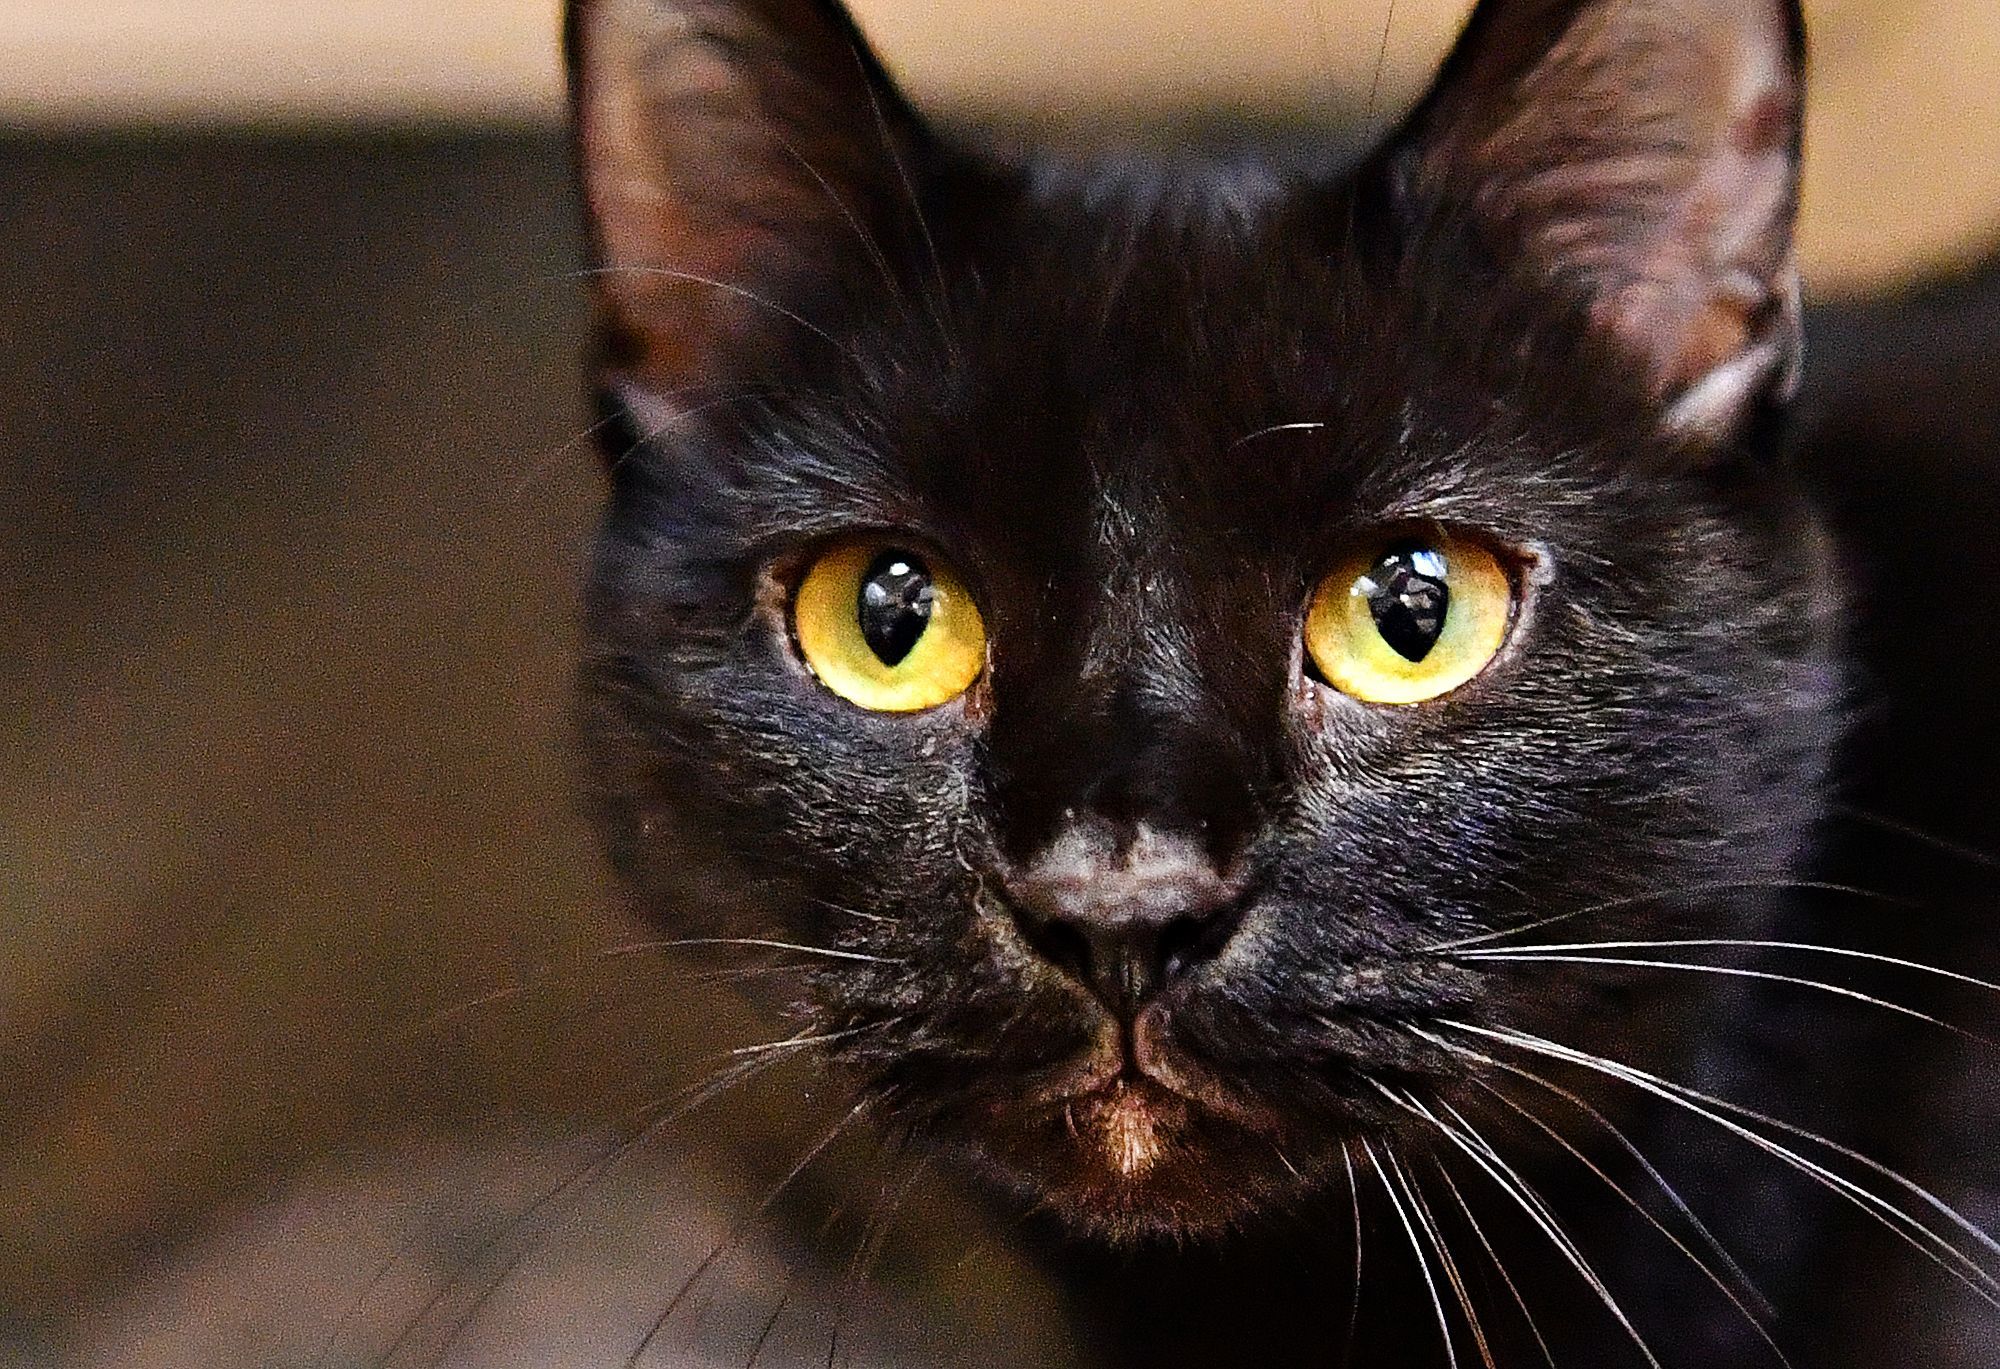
xmin=1091 ymin=685 xmax=1234 ymax=832
xmin=986 ymin=509 xmax=1267 ymax=1013
xmin=993 ymin=614 xmax=1261 ymax=860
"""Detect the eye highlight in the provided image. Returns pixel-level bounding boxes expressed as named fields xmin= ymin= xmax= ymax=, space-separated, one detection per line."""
xmin=793 ymin=541 xmax=986 ymax=712
xmin=1305 ymin=532 xmax=1513 ymax=705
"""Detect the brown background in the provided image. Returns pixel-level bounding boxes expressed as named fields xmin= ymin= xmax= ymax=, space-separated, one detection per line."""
xmin=6 ymin=1 xmax=1999 ymax=287
xmin=3 ymin=0 xmax=1997 ymax=1348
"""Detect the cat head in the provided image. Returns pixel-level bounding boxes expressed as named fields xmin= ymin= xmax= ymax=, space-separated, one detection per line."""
xmin=568 ymin=0 xmax=1837 ymax=1240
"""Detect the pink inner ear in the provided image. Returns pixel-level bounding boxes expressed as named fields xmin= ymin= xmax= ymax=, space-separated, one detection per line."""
xmin=1598 ymin=83 xmax=1799 ymax=403
xmin=581 ymin=6 xmax=809 ymax=391
xmin=580 ymin=7 xmax=747 ymax=388
xmin=1592 ymin=128 xmax=1800 ymax=400
xmin=1419 ymin=0 xmax=1802 ymax=435
xmin=571 ymin=0 xmax=923 ymax=400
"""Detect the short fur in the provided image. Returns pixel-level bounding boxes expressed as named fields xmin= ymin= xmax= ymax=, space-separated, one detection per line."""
xmin=564 ymin=0 xmax=1992 ymax=1363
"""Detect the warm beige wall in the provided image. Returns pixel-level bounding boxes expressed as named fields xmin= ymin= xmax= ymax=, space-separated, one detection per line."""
xmin=0 ymin=0 xmax=1475 ymax=124
xmin=1 ymin=1 xmax=565 ymax=124
xmin=4 ymin=0 xmax=1996 ymax=288
xmin=1800 ymin=0 xmax=2000 ymax=286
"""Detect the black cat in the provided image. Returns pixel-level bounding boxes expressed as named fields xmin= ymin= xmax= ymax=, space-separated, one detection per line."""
xmin=567 ymin=0 xmax=2000 ymax=1363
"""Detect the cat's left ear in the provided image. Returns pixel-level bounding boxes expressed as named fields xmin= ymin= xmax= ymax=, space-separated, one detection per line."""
xmin=1387 ymin=0 xmax=1806 ymax=444
xmin=566 ymin=0 xmax=932 ymax=409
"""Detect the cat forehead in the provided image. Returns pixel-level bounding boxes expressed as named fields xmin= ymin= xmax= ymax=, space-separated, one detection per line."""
xmin=826 ymin=204 xmax=1516 ymax=517
xmin=964 ymin=161 xmax=1336 ymax=331
xmin=802 ymin=360 xmax=1546 ymax=582
xmin=716 ymin=151 xmax=1641 ymax=561
xmin=841 ymin=172 xmax=1350 ymax=442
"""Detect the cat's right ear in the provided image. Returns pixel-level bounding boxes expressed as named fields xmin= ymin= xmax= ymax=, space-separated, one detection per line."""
xmin=566 ymin=0 xmax=932 ymax=416
xmin=1380 ymin=0 xmax=1807 ymax=447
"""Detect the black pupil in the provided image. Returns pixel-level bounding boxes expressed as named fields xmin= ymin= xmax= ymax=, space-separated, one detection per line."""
xmin=1361 ymin=546 xmax=1450 ymax=662
xmin=857 ymin=550 xmax=936 ymax=666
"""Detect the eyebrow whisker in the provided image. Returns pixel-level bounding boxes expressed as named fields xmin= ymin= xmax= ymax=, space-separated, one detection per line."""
xmin=1229 ymin=421 xmax=1330 ymax=450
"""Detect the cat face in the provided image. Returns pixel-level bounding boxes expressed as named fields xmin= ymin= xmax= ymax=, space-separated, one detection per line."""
xmin=570 ymin=0 xmax=1838 ymax=1239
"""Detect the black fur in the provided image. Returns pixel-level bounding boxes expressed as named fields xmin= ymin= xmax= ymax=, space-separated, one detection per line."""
xmin=566 ymin=0 xmax=1995 ymax=1363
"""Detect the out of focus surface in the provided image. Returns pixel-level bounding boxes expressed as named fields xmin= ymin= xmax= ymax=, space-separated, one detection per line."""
xmin=5 ymin=0 xmax=1998 ymax=288
xmin=3 ymin=0 xmax=1998 ymax=1356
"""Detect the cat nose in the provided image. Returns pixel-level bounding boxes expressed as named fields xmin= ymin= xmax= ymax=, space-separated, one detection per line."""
xmin=1004 ymin=824 xmax=1244 ymax=1018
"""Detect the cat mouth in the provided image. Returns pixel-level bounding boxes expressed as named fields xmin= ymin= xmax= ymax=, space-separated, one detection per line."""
xmin=981 ymin=1042 xmax=1309 ymax=1240
xmin=967 ymin=1006 xmax=1312 ymax=1234
xmin=1055 ymin=1013 xmax=1215 ymax=1174
xmin=1016 ymin=1004 xmax=1272 ymax=1135
xmin=1062 ymin=1075 xmax=1192 ymax=1181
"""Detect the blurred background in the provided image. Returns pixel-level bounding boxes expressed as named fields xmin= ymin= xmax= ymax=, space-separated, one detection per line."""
xmin=3 ymin=0 xmax=1997 ymax=1362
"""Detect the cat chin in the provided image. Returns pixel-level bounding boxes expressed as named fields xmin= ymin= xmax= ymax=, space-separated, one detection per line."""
xmin=954 ymin=1073 xmax=1339 ymax=1244
xmin=878 ymin=994 xmax=1456 ymax=1242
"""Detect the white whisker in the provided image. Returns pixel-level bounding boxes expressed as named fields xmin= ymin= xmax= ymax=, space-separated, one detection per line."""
xmin=1230 ymin=421 xmax=1329 ymax=450
xmin=1380 ymin=1083 xmax=1664 ymax=1368
xmin=357 ymin=1043 xmax=794 ymax=1369
xmin=1443 ymin=1021 xmax=2000 ymax=1309
xmin=816 ymin=900 xmax=896 ymax=926
xmin=1429 ymin=1159 xmax=1558 ymax=1369
xmin=1462 ymin=938 xmax=2000 ymax=997
xmin=1427 ymin=880 xmax=1900 ymax=953
xmin=1835 ymin=804 xmax=2000 ymax=871
xmin=574 ymin=266 xmax=858 ymax=363
xmin=1392 ymin=1149 xmax=1498 ymax=1369
xmin=1425 ymin=1031 xmax=1770 ymax=1319
xmin=1471 ymin=1077 xmax=1790 ymax=1366
xmin=1342 ymin=1142 xmax=1365 ymax=1363
xmin=1458 ymin=954 xmax=1981 ymax=1041
xmin=847 ymin=42 xmax=959 ymax=369
xmin=772 ymin=131 xmax=909 ymax=314
xmin=601 ymin=937 xmax=896 ymax=966
xmin=1363 ymin=1138 xmax=1460 ymax=1369
xmin=728 ymin=1023 xmax=891 ymax=1058
xmin=621 ymin=1098 xmax=874 ymax=1369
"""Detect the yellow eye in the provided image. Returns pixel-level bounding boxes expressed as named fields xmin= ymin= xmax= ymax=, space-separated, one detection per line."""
xmin=793 ymin=541 xmax=987 ymax=712
xmin=1305 ymin=532 xmax=1513 ymax=705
